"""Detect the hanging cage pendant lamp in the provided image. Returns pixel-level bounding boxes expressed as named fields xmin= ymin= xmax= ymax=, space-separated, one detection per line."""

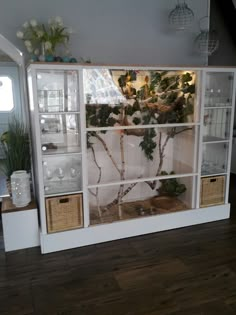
xmin=194 ymin=16 xmax=219 ymax=56
xmin=168 ymin=0 xmax=194 ymax=30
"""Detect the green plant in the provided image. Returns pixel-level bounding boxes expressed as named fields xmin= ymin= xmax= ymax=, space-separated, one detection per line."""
xmin=0 ymin=118 xmax=31 ymax=179
xmin=157 ymin=171 xmax=186 ymax=197
xmin=16 ymin=16 xmax=71 ymax=55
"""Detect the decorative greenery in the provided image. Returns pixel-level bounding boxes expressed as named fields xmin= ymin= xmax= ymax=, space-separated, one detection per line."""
xmin=139 ymin=128 xmax=157 ymax=160
xmin=16 ymin=16 xmax=71 ymax=56
xmin=86 ymin=70 xmax=194 ymax=213
xmin=0 ymin=118 xmax=31 ymax=179
xmin=157 ymin=171 xmax=186 ymax=196
xmin=86 ymin=70 xmax=195 ymax=160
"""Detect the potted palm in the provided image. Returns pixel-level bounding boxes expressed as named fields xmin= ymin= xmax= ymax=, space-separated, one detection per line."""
xmin=0 ymin=117 xmax=31 ymax=196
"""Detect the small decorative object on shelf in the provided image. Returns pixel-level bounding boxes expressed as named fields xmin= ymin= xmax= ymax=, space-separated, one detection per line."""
xmin=16 ymin=16 xmax=77 ymax=62
xmin=11 ymin=170 xmax=31 ymax=207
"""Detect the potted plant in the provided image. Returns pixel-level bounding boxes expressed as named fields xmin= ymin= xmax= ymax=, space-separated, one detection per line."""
xmin=0 ymin=117 xmax=31 ymax=195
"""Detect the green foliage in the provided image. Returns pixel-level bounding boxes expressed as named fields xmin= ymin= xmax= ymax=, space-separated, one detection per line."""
xmin=160 ymin=76 xmax=178 ymax=91
xmin=139 ymin=128 xmax=157 ymax=160
xmin=183 ymin=84 xmax=195 ymax=94
xmin=181 ymin=72 xmax=192 ymax=85
xmin=133 ymin=117 xmax=141 ymax=125
xmin=150 ymin=71 xmax=162 ymax=85
xmin=118 ymin=71 xmax=137 ymax=88
xmin=86 ymin=104 xmax=118 ymax=128
xmin=0 ymin=118 xmax=31 ymax=179
xmin=157 ymin=171 xmax=186 ymax=197
xmin=16 ymin=17 xmax=70 ymax=55
xmin=125 ymin=105 xmax=136 ymax=116
xmin=165 ymin=91 xmax=178 ymax=104
xmin=112 ymin=106 xmax=120 ymax=115
xmin=86 ymin=70 xmax=196 ymax=160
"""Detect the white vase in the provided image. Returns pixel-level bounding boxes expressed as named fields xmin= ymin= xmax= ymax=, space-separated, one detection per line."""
xmin=11 ymin=170 xmax=31 ymax=207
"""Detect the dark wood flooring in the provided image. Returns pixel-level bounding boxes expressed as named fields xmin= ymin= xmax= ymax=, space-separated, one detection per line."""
xmin=1 ymin=175 xmax=236 ymax=314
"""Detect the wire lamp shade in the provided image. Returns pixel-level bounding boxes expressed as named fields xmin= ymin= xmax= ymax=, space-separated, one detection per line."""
xmin=194 ymin=17 xmax=219 ymax=55
xmin=168 ymin=1 xmax=194 ymax=30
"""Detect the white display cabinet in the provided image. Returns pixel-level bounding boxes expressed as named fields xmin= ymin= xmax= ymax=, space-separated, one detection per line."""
xmin=27 ymin=65 xmax=84 ymax=240
xmin=27 ymin=64 xmax=236 ymax=253
xmin=200 ymin=70 xmax=235 ymax=207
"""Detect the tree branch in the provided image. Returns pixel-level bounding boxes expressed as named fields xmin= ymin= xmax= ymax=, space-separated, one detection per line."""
xmin=93 ymin=133 xmax=121 ymax=175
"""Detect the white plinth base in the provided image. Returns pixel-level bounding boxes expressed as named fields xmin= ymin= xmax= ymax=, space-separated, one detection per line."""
xmin=40 ymin=204 xmax=230 ymax=254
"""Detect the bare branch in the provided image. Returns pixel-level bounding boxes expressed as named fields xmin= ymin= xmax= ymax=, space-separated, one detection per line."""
xmin=93 ymin=133 xmax=121 ymax=175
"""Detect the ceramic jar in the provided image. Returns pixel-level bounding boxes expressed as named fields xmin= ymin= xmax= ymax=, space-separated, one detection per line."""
xmin=11 ymin=170 xmax=31 ymax=207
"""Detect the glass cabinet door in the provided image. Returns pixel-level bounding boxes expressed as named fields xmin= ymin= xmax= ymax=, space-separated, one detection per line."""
xmin=201 ymin=71 xmax=234 ymax=177
xmin=43 ymin=155 xmax=82 ymax=195
xmin=35 ymin=68 xmax=82 ymax=196
xmin=201 ymin=142 xmax=228 ymax=176
xmin=40 ymin=114 xmax=81 ymax=154
xmin=36 ymin=70 xmax=79 ymax=112
xmin=203 ymin=108 xmax=231 ymax=142
xmin=36 ymin=70 xmax=81 ymax=155
xmin=204 ymin=72 xmax=234 ymax=107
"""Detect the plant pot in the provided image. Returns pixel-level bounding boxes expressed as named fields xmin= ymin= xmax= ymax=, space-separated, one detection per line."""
xmin=11 ymin=170 xmax=31 ymax=207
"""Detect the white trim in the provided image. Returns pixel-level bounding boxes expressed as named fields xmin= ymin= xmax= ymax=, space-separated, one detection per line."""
xmin=79 ymin=69 xmax=90 ymax=228
xmin=87 ymin=173 xmax=198 ymax=189
xmin=225 ymin=72 xmax=236 ymax=202
xmin=0 ymin=34 xmax=23 ymax=66
xmin=204 ymin=106 xmax=232 ymax=110
xmin=196 ymin=71 xmax=205 ymax=208
xmin=39 ymin=111 xmax=80 ymax=115
xmin=40 ymin=204 xmax=230 ymax=254
xmin=86 ymin=122 xmax=199 ymax=132
xmin=203 ymin=140 xmax=230 ymax=144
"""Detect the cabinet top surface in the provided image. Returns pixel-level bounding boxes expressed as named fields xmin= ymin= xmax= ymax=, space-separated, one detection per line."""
xmin=1 ymin=197 xmax=37 ymax=213
xmin=27 ymin=62 xmax=236 ymax=71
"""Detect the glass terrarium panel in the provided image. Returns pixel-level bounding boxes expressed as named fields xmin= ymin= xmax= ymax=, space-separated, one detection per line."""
xmin=42 ymin=155 xmax=82 ymax=195
xmin=40 ymin=114 xmax=80 ymax=154
xmin=89 ymin=176 xmax=195 ymax=226
xmin=203 ymin=108 xmax=231 ymax=141
xmin=201 ymin=143 xmax=229 ymax=176
xmin=87 ymin=126 xmax=196 ymax=185
xmin=37 ymin=70 xmax=79 ymax=112
xmin=84 ymin=68 xmax=198 ymax=127
xmin=205 ymin=72 xmax=234 ymax=107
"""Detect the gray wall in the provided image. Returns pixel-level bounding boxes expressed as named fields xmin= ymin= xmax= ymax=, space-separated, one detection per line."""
xmin=0 ymin=0 xmax=208 ymax=66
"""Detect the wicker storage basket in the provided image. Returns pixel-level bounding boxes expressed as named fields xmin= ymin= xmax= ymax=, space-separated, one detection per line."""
xmin=46 ymin=193 xmax=83 ymax=233
xmin=200 ymin=176 xmax=225 ymax=207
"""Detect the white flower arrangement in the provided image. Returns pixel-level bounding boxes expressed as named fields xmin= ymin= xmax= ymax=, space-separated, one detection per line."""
xmin=16 ymin=16 xmax=71 ymax=56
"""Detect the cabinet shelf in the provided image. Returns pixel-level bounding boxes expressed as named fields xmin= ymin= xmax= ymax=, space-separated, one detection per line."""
xmin=44 ymin=190 xmax=83 ymax=198
xmin=203 ymin=136 xmax=230 ymax=143
xmin=44 ymin=180 xmax=82 ymax=196
xmin=39 ymin=111 xmax=80 ymax=115
xmin=204 ymin=106 xmax=232 ymax=110
xmin=201 ymin=172 xmax=227 ymax=178
xmin=42 ymin=149 xmax=82 ymax=156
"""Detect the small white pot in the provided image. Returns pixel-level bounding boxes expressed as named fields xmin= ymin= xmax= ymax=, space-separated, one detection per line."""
xmin=11 ymin=170 xmax=31 ymax=207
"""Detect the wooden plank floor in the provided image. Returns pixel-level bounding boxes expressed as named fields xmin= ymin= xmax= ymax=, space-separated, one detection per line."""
xmin=1 ymin=175 xmax=236 ymax=314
